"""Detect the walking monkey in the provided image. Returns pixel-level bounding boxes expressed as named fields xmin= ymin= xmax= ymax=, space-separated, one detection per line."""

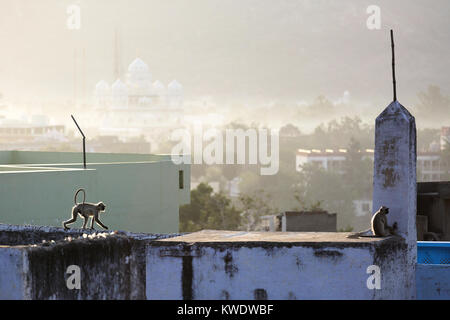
xmin=63 ymin=188 xmax=108 ymax=230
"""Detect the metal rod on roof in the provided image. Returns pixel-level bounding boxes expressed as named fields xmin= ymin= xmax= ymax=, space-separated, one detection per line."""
xmin=390 ymin=29 xmax=397 ymax=102
xmin=71 ymin=115 xmax=86 ymax=169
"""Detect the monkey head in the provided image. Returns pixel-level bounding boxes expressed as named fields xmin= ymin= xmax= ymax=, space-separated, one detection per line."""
xmin=379 ymin=206 xmax=389 ymax=215
xmin=97 ymin=202 xmax=106 ymax=212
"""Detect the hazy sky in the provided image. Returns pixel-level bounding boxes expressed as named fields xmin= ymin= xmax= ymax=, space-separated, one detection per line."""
xmin=0 ymin=0 xmax=449 ymax=107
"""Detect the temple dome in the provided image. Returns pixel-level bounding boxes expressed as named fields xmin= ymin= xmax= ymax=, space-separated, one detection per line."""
xmin=168 ymin=80 xmax=183 ymax=95
xmin=128 ymin=58 xmax=149 ymax=73
xmin=95 ymin=80 xmax=109 ymax=91
xmin=111 ymin=79 xmax=127 ymax=94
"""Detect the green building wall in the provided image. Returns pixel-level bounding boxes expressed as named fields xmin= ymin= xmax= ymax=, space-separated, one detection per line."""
xmin=0 ymin=151 xmax=190 ymax=233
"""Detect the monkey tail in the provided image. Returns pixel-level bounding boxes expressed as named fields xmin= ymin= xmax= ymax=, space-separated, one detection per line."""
xmin=346 ymin=228 xmax=373 ymax=239
xmin=74 ymin=188 xmax=86 ymax=206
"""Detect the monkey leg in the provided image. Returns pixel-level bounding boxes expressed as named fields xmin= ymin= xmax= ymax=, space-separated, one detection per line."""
xmin=386 ymin=223 xmax=398 ymax=236
xmin=90 ymin=216 xmax=96 ymax=230
xmin=82 ymin=216 xmax=89 ymax=229
xmin=94 ymin=217 xmax=108 ymax=230
xmin=63 ymin=208 xmax=79 ymax=229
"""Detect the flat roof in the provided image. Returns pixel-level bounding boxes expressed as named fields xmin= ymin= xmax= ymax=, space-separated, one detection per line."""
xmin=156 ymin=229 xmax=392 ymax=244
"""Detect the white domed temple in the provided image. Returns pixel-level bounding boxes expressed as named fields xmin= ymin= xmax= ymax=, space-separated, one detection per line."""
xmin=93 ymin=58 xmax=185 ymax=138
xmin=94 ymin=58 xmax=183 ymax=110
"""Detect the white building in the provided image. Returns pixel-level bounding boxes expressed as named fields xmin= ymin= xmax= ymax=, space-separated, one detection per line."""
xmin=296 ymin=148 xmax=374 ymax=174
xmin=95 ymin=58 xmax=183 ymax=110
xmin=295 ymin=147 xmax=448 ymax=220
xmin=296 ymin=147 xmax=448 ymax=183
xmin=93 ymin=58 xmax=185 ymax=138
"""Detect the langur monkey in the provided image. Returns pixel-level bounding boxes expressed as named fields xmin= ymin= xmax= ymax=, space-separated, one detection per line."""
xmin=63 ymin=188 xmax=108 ymax=230
xmin=348 ymin=206 xmax=397 ymax=238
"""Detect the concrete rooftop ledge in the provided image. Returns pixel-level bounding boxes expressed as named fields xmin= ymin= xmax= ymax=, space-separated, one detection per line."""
xmin=0 ymin=223 xmax=184 ymax=299
xmin=147 ymin=230 xmax=410 ymax=299
xmin=0 ymin=224 xmax=428 ymax=300
xmin=155 ymin=229 xmax=401 ymax=246
xmin=0 ymin=223 xmax=182 ymax=247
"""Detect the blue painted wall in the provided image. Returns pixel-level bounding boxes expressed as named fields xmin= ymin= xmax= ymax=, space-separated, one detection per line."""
xmin=416 ymin=264 xmax=450 ymax=300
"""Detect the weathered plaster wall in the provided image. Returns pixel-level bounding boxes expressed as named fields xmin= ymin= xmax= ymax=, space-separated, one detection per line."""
xmin=1 ymin=225 xmax=448 ymax=300
xmin=25 ymin=235 xmax=146 ymax=300
xmin=0 ymin=247 xmax=26 ymax=300
xmin=0 ymin=224 xmax=181 ymax=300
xmin=146 ymin=234 xmax=412 ymax=300
xmin=372 ymin=101 xmax=417 ymax=299
xmin=416 ymin=264 xmax=450 ymax=300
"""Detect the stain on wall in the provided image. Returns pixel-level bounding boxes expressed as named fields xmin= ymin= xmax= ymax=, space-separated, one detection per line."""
xmin=223 ymin=251 xmax=238 ymax=278
xmin=26 ymin=235 xmax=146 ymax=300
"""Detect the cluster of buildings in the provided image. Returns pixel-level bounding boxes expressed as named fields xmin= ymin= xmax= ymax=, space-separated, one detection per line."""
xmin=0 ymin=114 xmax=67 ymax=150
xmin=0 ymin=57 xmax=186 ymax=152
xmin=294 ymin=128 xmax=450 ymax=221
xmin=296 ymin=148 xmax=449 ymax=183
xmin=296 ymin=127 xmax=450 ymax=183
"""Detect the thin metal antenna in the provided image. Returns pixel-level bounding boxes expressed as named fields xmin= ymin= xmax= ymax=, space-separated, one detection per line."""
xmin=391 ymin=29 xmax=397 ymax=102
xmin=71 ymin=115 xmax=86 ymax=169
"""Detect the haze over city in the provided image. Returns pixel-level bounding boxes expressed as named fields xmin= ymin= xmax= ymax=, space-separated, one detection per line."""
xmin=1 ymin=0 xmax=450 ymax=231
xmin=0 ymin=0 xmax=449 ymax=114
xmin=0 ymin=1 xmax=450 ymax=302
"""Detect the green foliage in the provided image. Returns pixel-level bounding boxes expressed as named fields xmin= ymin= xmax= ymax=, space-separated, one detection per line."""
xmin=238 ymin=189 xmax=278 ymax=231
xmin=416 ymin=85 xmax=450 ymax=115
xmin=302 ymin=116 xmax=374 ymax=150
xmin=295 ymin=162 xmax=356 ymax=227
xmin=294 ymin=136 xmax=373 ymax=229
xmin=342 ymin=137 xmax=373 ymax=199
xmin=179 ymin=183 xmax=241 ymax=232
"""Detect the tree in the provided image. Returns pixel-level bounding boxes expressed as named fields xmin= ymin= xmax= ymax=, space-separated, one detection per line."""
xmin=179 ymin=183 xmax=241 ymax=232
xmin=342 ymin=137 xmax=373 ymax=200
xmin=415 ymin=85 xmax=450 ymax=125
xmin=417 ymin=85 xmax=450 ymax=113
xmin=237 ymin=189 xmax=278 ymax=231
xmin=296 ymin=162 xmax=356 ymax=229
xmin=279 ymin=124 xmax=301 ymax=138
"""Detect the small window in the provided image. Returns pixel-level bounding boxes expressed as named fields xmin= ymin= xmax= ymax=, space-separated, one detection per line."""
xmin=254 ymin=288 xmax=268 ymax=300
xmin=179 ymin=170 xmax=184 ymax=189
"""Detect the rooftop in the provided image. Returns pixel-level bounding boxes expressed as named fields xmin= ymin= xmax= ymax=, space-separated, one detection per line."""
xmin=156 ymin=229 xmax=395 ymax=244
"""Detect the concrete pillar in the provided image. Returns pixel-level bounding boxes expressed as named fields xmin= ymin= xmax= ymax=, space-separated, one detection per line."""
xmin=372 ymin=100 xmax=417 ymax=299
xmin=281 ymin=214 xmax=286 ymax=232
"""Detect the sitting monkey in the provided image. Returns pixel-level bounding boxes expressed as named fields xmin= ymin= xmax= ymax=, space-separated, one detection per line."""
xmin=63 ymin=188 xmax=108 ymax=230
xmin=348 ymin=206 xmax=397 ymax=238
